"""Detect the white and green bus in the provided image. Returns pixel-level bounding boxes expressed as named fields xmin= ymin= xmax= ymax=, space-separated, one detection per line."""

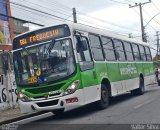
xmin=13 ymin=23 xmax=154 ymax=114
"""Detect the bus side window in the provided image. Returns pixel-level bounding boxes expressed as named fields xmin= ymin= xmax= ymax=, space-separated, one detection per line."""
xmin=75 ymin=35 xmax=93 ymax=71
xmin=101 ymin=36 xmax=116 ymax=61
xmin=145 ymin=46 xmax=152 ymax=61
xmin=139 ymin=45 xmax=147 ymax=61
xmin=76 ymin=36 xmax=92 ymax=62
xmin=132 ymin=43 xmax=141 ymax=61
xmin=123 ymin=41 xmax=134 ymax=61
xmin=113 ymin=39 xmax=126 ymax=61
xmin=89 ymin=34 xmax=104 ymax=61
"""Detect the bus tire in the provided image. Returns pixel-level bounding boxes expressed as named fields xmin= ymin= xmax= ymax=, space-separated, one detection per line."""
xmin=131 ymin=76 xmax=145 ymax=95
xmin=97 ymin=84 xmax=109 ymax=109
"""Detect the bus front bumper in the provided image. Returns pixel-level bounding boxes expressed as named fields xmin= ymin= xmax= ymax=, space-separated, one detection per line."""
xmin=18 ymin=90 xmax=84 ymax=114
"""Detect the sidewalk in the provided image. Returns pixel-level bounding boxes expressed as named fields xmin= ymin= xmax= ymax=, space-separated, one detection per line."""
xmin=0 ymin=108 xmax=45 ymax=126
xmin=0 ymin=108 xmax=23 ymax=125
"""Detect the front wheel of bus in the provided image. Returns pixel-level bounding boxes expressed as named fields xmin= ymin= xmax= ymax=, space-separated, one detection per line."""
xmin=97 ymin=84 xmax=110 ymax=109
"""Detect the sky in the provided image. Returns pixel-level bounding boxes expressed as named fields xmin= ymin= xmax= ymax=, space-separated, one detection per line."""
xmin=10 ymin=0 xmax=160 ymax=48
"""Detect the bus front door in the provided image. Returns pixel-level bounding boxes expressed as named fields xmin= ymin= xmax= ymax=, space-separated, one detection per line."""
xmin=74 ymin=32 xmax=98 ymax=104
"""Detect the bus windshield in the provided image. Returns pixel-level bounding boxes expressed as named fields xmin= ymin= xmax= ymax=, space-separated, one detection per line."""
xmin=13 ymin=38 xmax=75 ymax=86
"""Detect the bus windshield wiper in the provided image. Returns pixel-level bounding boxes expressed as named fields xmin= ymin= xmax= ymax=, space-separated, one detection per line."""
xmin=46 ymin=39 xmax=56 ymax=54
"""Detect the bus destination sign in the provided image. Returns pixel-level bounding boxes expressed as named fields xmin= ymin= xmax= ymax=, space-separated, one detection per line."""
xmin=19 ymin=29 xmax=59 ymax=46
xmin=13 ymin=24 xmax=70 ymax=49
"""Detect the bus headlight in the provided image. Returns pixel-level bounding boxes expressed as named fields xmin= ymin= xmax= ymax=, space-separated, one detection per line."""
xmin=64 ymin=80 xmax=80 ymax=95
xmin=17 ymin=92 xmax=31 ymax=102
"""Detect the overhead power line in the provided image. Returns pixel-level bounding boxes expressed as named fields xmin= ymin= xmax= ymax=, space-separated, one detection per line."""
xmin=77 ymin=11 xmax=140 ymax=32
xmin=123 ymin=0 xmax=135 ymax=4
xmin=9 ymin=1 xmax=72 ymax=22
xmin=11 ymin=5 xmax=52 ymax=24
xmin=19 ymin=0 xmax=71 ymax=18
xmin=0 ymin=13 xmax=44 ymax=26
xmin=19 ymin=0 xmax=132 ymax=31
xmin=142 ymin=8 xmax=160 ymax=27
xmin=144 ymin=12 xmax=160 ymax=28
xmin=3 ymin=0 xmax=153 ymax=38
xmin=27 ymin=0 xmax=141 ymax=32
xmin=12 ymin=0 xmax=74 ymax=23
xmin=9 ymin=1 xmax=132 ymax=35
xmin=1 ymin=0 xmax=57 ymax=26
xmin=9 ymin=0 xmax=141 ymax=33
xmin=11 ymin=4 xmax=66 ymax=23
xmin=132 ymin=8 xmax=157 ymax=31
xmin=108 ymin=0 xmax=128 ymax=5
xmin=152 ymin=1 xmax=160 ymax=12
xmin=45 ymin=0 xmax=72 ymax=12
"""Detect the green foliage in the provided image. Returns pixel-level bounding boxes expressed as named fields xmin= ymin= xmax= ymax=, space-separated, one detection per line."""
xmin=153 ymin=55 xmax=160 ymax=67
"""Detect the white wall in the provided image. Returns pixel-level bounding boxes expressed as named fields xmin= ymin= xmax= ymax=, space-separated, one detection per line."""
xmin=0 ymin=53 xmax=18 ymax=110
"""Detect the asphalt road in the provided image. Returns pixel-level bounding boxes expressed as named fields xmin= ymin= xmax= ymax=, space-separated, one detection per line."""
xmin=9 ymin=83 xmax=160 ymax=130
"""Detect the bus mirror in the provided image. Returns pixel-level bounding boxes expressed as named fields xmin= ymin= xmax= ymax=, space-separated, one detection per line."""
xmin=74 ymin=31 xmax=82 ymax=36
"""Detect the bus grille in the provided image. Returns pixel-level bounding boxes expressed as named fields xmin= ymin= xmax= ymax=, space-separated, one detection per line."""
xmin=36 ymin=100 xmax=59 ymax=107
xmin=26 ymin=84 xmax=64 ymax=94
xmin=32 ymin=93 xmax=61 ymax=99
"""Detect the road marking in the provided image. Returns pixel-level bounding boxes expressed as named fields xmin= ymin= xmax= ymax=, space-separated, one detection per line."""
xmin=134 ymin=99 xmax=154 ymax=109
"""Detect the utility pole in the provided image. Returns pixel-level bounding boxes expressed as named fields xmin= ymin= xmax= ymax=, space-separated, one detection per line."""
xmin=129 ymin=0 xmax=151 ymax=42
xmin=72 ymin=8 xmax=77 ymax=23
xmin=156 ymin=31 xmax=160 ymax=64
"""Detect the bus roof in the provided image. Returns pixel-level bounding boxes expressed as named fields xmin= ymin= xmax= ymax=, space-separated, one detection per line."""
xmin=67 ymin=22 xmax=149 ymax=47
xmin=14 ymin=22 xmax=149 ymax=47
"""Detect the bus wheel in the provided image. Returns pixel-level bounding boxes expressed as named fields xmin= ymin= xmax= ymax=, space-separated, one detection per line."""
xmin=131 ymin=77 xmax=145 ymax=95
xmin=97 ymin=84 xmax=109 ymax=109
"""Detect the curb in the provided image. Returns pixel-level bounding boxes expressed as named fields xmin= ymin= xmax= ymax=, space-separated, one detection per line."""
xmin=0 ymin=111 xmax=47 ymax=126
xmin=147 ymin=82 xmax=158 ymax=86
